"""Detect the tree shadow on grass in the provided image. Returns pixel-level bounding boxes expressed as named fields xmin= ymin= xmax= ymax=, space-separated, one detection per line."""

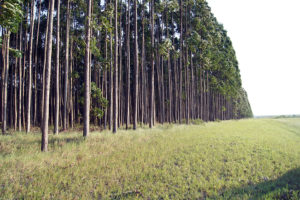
xmin=48 ymin=136 xmax=85 ymax=149
xmin=218 ymin=168 xmax=300 ymax=199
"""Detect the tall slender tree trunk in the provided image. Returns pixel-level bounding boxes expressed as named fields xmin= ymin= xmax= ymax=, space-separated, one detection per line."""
xmin=113 ymin=0 xmax=118 ymax=133
xmin=54 ymin=0 xmax=60 ymax=134
xmin=2 ymin=31 xmax=11 ymax=135
xmin=133 ymin=0 xmax=138 ymax=130
xmin=149 ymin=0 xmax=155 ymax=128
xmin=109 ymin=0 xmax=113 ymax=131
xmin=33 ymin=0 xmax=42 ymax=125
xmin=125 ymin=0 xmax=130 ymax=129
xmin=83 ymin=0 xmax=92 ymax=137
xmin=41 ymin=0 xmax=51 ymax=122
xmin=118 ymin=3 xmax=122 ymax=127
xmin=104 ymin=29 xmax=108 ymax=129
xmin=41 ymin=0 xmax=55 ymax=152
xmin=184 ymin=5 xmax=189 ymax=124
xmin=179 ymin=0 xmax=183 ymax=123
xmin=166 ymin=12 xmax=172 ymax=123
xmin=190 ymin=51 xmax=194 ymax=119
xmin=22 ymin=3 xmax=29 ymax=129
xmin=70 ymin=36 xmax=74 ymax=129
xmin=140 ymin=0 xmax=145 ymax=124
xmin=14 ymin=35 xmax=18 ymax=131
xmin=64 ymin=0 xmax=70 ymax=130
xmin=18 ymin=23 xmax=23 ymax=131
xmin=34 ymin=0 xmax=42 ymax=126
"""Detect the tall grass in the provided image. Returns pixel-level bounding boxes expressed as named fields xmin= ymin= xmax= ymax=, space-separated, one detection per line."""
xmin=0 ymin=119 xmax=299 ymax=199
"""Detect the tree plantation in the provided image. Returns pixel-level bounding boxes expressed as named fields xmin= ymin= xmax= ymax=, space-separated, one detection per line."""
xmin=0 ymin=0 xmax=253 ymax=151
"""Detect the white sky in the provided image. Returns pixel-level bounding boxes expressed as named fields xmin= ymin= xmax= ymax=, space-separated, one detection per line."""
xmin=206 ymin=0 xmax=300 ymax=116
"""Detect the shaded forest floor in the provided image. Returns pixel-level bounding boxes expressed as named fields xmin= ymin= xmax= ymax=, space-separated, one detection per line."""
xmin=0 ymin=119 xmax=300 ymax=199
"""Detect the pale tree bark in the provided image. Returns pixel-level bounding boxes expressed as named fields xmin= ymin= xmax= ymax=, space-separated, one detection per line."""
xmin=104 ymin=29 xmax=108 ymax=129
xmin=54 ymin=0 xmax=60 ymax=134
xmin=26 ymin=0 xmax=36 ymax=133
xmin=41 ymin=0 xmax=51 ymax=122
xmin=113 ymin=0 xmax=118 ymax=133
xmin=109 ymin=0 xmax=113 ymax=131
xmin=34 ymin=0 xmax=42 ymax=125
xmin=18 ymin=23 xmax=23 ymax=131
xmin=14 ymin=34 xmax=18 ymax=131
xmin=42 ymin=0 xmax=55 ymax=152
xmin=185 ymin=5 xmax=190 ymax=124
xmin=2 ymin=31 xmax=10 ymax=135
xmin=118 ymin=1 xmax=122 ymax=127
xmin=83 ymin=0 xmax=92 ymax=137
xmin=64 ymin=0 xmax=70 ymax=130
xmin=140 ymin=0 xmax=145 ymax=124
xmin=149 ymin=0 xmax=155 ymax=128
xmin=125 ymin=0 xmax=130 ymax=129
xmin=22 ymin=3 xmax=29 ymax=129
xmin=179 ymin=0 xmax=183 ymax=124
xmin=133 ymin=0 xmax=138 ymax=130
xmin=70 ymin=36 xmax=74 ymax=129
xmin=166 ymin=12 xmax=172 ymax=123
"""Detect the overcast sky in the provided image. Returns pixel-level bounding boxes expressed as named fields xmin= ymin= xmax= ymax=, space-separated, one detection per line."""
xmin=206 ymin=0 xmax=300 ymax=116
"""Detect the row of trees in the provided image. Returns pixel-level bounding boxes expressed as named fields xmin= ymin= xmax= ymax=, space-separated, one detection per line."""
xmin=0 ymin=0 xmax=253 ymax=151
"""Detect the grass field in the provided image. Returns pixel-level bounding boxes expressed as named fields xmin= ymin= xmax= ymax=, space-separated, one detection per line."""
xmin=0 ymin=118 xmax=300 ymax=199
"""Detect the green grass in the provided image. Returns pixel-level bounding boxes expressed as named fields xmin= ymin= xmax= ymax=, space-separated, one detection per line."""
xmin=0 ymin=119 xmax=300 ymax=199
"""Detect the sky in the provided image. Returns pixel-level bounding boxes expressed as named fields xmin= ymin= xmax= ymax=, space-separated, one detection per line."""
xmin=206 ymin=0 xmax=300 ymax=116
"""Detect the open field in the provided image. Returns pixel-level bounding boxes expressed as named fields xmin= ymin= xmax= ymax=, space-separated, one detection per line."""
xmin=0 ymin=119 xmax=300 ymax=199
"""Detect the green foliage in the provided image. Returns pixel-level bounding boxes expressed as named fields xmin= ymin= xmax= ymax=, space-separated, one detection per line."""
xmin=79 ymin=82 xmax=108 ymax=120
xmin=233 ymin=88 xmax=253 ymax=119
xmin=0 ymin=119 xmax=299 ymax=199
xmin=9 ymin=47 xmax=22 ymax=58
xmin=90 ymin=82 xmax=108 ymax=120
xmin=158 ymin=38 xmax=173 ymax=59
xmin=190 ymin=118 xmax=204 ymax=125
xmin=0 ymin=0 xmax=23 ymax=33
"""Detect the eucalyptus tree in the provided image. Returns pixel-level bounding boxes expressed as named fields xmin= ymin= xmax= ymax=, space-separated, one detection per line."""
xmin=113 ymin=0 xmax=118 ymax=133
xmin=83 ymin=0 xmax=92 ymax=137
xmin=34 ymin=0 xmax=42 ymax=126
xmin=0 ymin=0 xmax=23 ymax=134
xmin=149 ymin=0 xmax=155 ymax=128
xmin=0 ymin=0 xmax=254 ymax=140
xmin=54 ymin=0 xmax=61 ymax=135
xmin=133 ymin=0 xmax=139 ymax=130
xmin=41 ymin=0 xmax=55 ymax=151
xmin=125 ymin=0 xmax=130 ymax=129
xmin=26 ymin=0 xmax=35 ymax=133
xmin=64 ymin=0 xmax=71 ymax=130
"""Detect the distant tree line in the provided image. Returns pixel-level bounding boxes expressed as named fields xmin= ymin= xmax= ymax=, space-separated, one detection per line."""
xmin=0 ymin=0 xmax=253 ymax=151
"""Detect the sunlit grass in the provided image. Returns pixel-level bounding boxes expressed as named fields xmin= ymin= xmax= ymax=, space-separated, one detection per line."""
xmin=0 ymin=118 xmax=299 ymax=199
